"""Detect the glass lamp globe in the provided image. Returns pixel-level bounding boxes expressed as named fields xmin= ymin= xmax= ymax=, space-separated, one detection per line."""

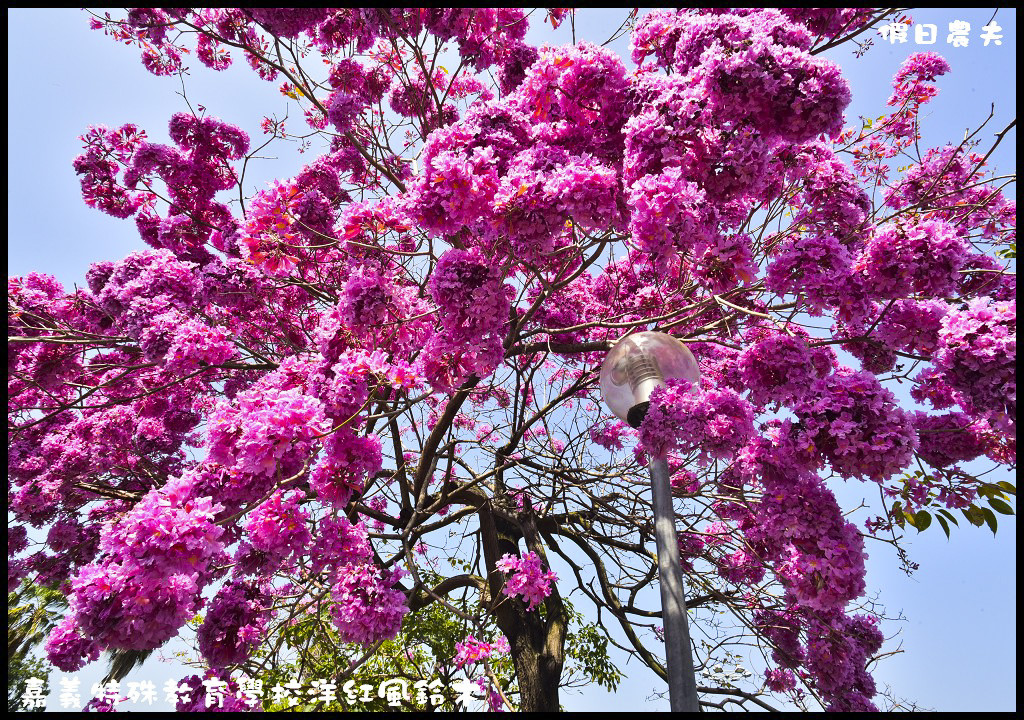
xmin=599 ymin=331 xmax=700 ymax=428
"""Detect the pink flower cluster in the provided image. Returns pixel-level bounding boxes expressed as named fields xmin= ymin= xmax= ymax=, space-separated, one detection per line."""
xmin=280 ymin=509 xmax=408 ymax=647
xmin=174 ymin=669 xmax=255 ymax=712
xmin=784 ymin=142 xmax=872 ymax=243
xmin=691 ymin=233 xmax=758 ymax=294
xmin=677 ymin=532 xmax=705 ymax=572
xmin=237 ymin=180 xmax=304 ymax=276
xmin=779 ymin=8 xmax=875 ymax=39
xmin=755 ymin=606 xmax=883 ymax=711
xmin=764 ymin=667 xmax=797 ymax=693
xmin=495 ymin=551 xmax=557 ymax=610
xmin=247 ymin=8 xmax=332 ymax=38
xmin=836 ymin=296 xmax=950 ymax=375
xmin=511 ymin=42 xmax=630 ymax=159
xmin=625 ymin=167 xmax=716 ymax=259
xmin=315 ymin=279 xmax=420 ymax=366
xmin=766 ymin=234 xmax=855 ymax=314
xmin=491 ymin=142 xmax=622 ymax=258
xmin=856 ymin=219 xmax=968 ymax=299
xmin=754 ymin=467 xmax=867 ymax=612
xmin=912 ymin=412 xmax=986 ymax=468
xmin=884 ymin=52 xmax=951 ymax=140
xmin=99 ymin=8 xmax=185 ymax=76
xmin=725 ymin=427 xmax=881 ymax=707
xmin=122 ymin=113 xmax=248 ymax=263
xmin=12 ymin=7 xmax=1011 ymax=706
xmin=675 ymin=12 xmax=848 ymax=142
xmin=639 ymin=378 xmax=756 ymax=462
xmin=708 ymin=424 xmax=872 ymax=618
xmin=623 ymin=68 xmax=772 ymax=240
xmin=387 ymin=64 xmax=481 ymax=134
xmin=958 ymin=253 xmax=1015 ymax=302
xmin=309 ymin=515 xmax=372 ymax=574
xmin=453 ymin=633 xmax=510 ymax=668
xmin=8 ymin=275 xmax=89 ymax=414
xmin=870 ymin=298 xmax=949 ymax=356
xmin=73 ymin=124 xmax=149 ymax=219
xmin=103 ymin=9 xmax=534 ymax=119
xmin=46 ymin=476 xmax=226 ymax=669
xmin=198 ymin=579 xmax=274 ymax=667
xmin=238 ymin=490 xmax=311 ymax=574
xmin=589 ymin=420 xmax=629 ymax=452
xmin=333 ymin=264 xmax=432 ymax=356
xmin=90 ymin=250 xmax=202 ymax=337
xmin=422 ymin=248 xmax=512 ymax=390
xmin=409 ymin=53 xmax=628 ymax=267
xmin=44 ymin=620 xmax=101 ymax=673
xmin=716 ymin=548 xmax=765 ymax=585
xmin=886 ymin=144 xmax=1017 ymax=243
xmin=140 ymin=312 xmax=234 ymax=369
xmin=10 ymin=352 xmax=205 ymax=534
xmin=792 ymin=367 xmax=917 ymax=482
xmin=330 ymin=563 xmax=409 ymax=645
xmin=931 ymin=298 xmax=1016 ymax=435
xmin=804 ymin=612 xmax=883 ymax=711
xmin=207 ymin=386 xmax=328 ymax=489
xmin=309 ymin=428 xmax=382 ymax=507
xmin=737 ymin=331 xmax=835 ymax=407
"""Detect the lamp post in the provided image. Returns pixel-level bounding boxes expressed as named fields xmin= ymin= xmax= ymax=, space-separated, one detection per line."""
xmin=600 ymin=332 xmax=701 ymax=713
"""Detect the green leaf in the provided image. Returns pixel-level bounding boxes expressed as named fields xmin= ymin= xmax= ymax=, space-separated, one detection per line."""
xmin=914 ymin=510 xmax=932 ymax=533
xmin=982 ymin=507 xmax=998 ymax=536
xmin=936 ymin=508 xmax=960 ymax=525
xmin=977 ymin=482 xmax=1009 ymax=500
xmin=989 ymin=497 xmax=1015 ymax=515
xmin=963 ymin=505 xmax=986 ymax=527
xmin=996 ymin=481 xmax=1016 ymax=495
xmin=903 ymin=510 xmax=917 ymax=528
xmin=935 ymin=514 xmax=951 ymax=539
xmin=890 ymin=501 xmax=905 ymax=528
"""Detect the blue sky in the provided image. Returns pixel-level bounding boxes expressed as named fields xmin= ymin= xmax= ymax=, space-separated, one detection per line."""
xmin=8 ymin=8 xmax=1016 ymax=712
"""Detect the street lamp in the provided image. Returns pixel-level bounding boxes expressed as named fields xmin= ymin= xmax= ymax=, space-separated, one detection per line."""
xmin=600 ymin=331 xmax=701 ymax=713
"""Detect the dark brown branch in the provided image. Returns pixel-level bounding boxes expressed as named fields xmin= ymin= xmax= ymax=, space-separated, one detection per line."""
xmin=407 ymin=573 xmax=487 ymax=612
xmin=810 ymin=8 xmax=901 ymax=55
xmin=698 ymin=685 xmax=781 ymax=712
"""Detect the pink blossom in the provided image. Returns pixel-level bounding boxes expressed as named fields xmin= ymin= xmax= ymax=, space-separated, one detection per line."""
xmin=330 ymin=563 xmax=409 ymax=645
xmin=639 ymin=378 xmax=756 ymax=462
xmin=454 ymin=633 xmax=509 ymax=668
xmin=495 ymin=551 xmax=557 ymax=610
xmin=933 ymin=298 xmax=1015 ymax=435
xmin=792 ymin=367 xmax=917 ymax=482
xmin=198 ymin=580 xmax=274 ymax=667
xmin=738 ymin=331 xmax=832 ymax=407
xmin=856 ymin=219 xmax=968 ymax=299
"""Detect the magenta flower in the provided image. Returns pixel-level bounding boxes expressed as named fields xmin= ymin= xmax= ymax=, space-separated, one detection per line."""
xmin=495 ymin=551 xmax=557 ymax=610
xmin=453 ymin=633 xmax=509 ymax=668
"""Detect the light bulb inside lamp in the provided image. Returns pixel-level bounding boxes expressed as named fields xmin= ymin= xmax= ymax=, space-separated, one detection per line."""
xmin=599 ymin=332 xmax=700 ymax=428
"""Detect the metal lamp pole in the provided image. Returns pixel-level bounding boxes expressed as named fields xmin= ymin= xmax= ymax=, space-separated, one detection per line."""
xmin=649 ymin=453 xmax=701 ymax=712
xmin=600 ymin=332 xmax=701 ymax=712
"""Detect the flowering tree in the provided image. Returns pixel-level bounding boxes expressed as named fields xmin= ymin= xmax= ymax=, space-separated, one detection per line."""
xmin=8 ymin=8 xmax=1016 ymax=712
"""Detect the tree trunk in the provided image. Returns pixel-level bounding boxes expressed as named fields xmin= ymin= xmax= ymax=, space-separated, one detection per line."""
xmin=480 ymin=505 xmax=568 ymax=712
